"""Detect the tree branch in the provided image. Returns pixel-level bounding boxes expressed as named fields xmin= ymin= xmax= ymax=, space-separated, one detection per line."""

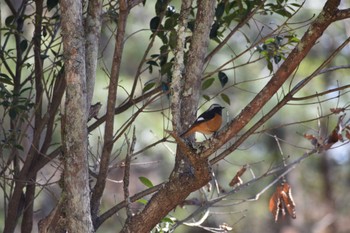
xmin=90 ymin=0 xmax=129 ymax=222
xmin=335 ymin=8 xmax=350 ymax=20
xmin=85 ymin=0 xmax=102 ymax=109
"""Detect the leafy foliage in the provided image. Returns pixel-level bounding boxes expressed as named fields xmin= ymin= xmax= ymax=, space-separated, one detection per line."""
xmin=256 ymin=34 xmax=300 ymax=72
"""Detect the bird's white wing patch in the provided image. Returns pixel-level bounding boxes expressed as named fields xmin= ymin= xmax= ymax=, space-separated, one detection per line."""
xmin=196 ymin=117 xmax=205 ymax=123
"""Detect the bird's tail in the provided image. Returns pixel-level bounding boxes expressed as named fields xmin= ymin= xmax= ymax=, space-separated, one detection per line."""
xmin=180 ymin=127 xmax=195 ymax=138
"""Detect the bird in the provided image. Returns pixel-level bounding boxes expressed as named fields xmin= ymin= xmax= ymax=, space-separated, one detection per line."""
xmin=181 ymin=104 xmax=224 ymax=138
xmin=88 ymin=102 xmax=102 ymax=121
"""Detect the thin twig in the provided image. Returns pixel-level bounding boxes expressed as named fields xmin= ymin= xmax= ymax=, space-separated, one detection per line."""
xmin=124 ymin=127 xmax=136 ymax=218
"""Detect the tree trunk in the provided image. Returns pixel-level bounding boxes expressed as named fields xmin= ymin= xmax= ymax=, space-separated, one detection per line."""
xmin=60 ymin=0 xmax=94 ymax=232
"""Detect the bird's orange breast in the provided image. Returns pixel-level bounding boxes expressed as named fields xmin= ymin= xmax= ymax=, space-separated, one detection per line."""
xmin=198 ymin=113 xmax=222 ymax=134
xmin=184 ymin=113 xmax=222 ymax=136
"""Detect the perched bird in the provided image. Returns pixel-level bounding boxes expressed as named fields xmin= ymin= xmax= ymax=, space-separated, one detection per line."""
xmin=181 ymin=104 xmax=224 ymax=137
xmin=88 ymin=102 xmax=102 ymax=121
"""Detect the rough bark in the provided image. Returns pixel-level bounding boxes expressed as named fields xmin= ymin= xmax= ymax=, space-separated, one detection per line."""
xmin=85 ymin=0 xmax=102 ymax=109
xmin=60 ymin=0 xmax=94 ymax=232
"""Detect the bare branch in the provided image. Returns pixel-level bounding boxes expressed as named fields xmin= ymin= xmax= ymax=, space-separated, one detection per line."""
xmin=123 ymin=128 xmax=136 ymax=219
xmin=90 ymin=0 xmax=129 ymax=219
xmin=335 ymin=8 xmax=350 ymax=20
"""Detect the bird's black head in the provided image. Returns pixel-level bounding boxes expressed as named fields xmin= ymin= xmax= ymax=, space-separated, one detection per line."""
xmin=208 ymin=104 xmax=224 ymax=115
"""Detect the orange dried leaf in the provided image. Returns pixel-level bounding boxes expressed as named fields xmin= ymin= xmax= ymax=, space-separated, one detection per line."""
xmin=330 ymin=108 xmax=345 ymax=114
xmin=229 ymin=166 xmax=247 ymax=187
xmin=324 ymin=128 xmax=339 ymax=149
xmin=346 ymin=130 xmax=350 ymax=140
xmin=269 ymin=182 xmax=296 ymax=222
xmin=304 ymin=133 xmax=316 ymax=140
xmin=281 ymin=183 xmax=296 ymax=219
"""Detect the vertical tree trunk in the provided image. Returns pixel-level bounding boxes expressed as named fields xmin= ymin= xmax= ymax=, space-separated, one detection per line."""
xmin=60 ymin=0 xmax=94 ymax=232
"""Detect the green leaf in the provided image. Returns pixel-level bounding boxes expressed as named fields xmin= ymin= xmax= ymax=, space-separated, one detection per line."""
xmin=143 ymin=81 xmax=156 ymax=93
xmin=273 ymin=55 xmax=282 ymax=64
xmin=9 ymin=108 xmax=17 ymax=119
xmin=202 ymin=78 xmax=215 ymax=90
xmin=291 ymin=3 xmax=302 ymax=8
xmin=40 ymin=54 xmax=49 ymax=60
xmin=5 ymin=15 xmax=15 ymax=27
xmin=164 ymin=17 xmax=177 ymax=30
xmin=220 ymin=93 xmax=231 ymax=105
xmin=240 ymin=31 xmax=251 ymax=44
xmin=289 ymin=37 xmax=300 ymax=43
xmin=218 ymin=71 xmax=228 ymax=87
xmin=14 ymin=144 xmax=24 ymax=150
xmin=47 ymin=0 xmax=59 ymax=11
xmin=20 ymin=87 xmax=32 ymax=94
xmin=150 ymin=16 xmax=161 ymax=33
xmin=160 ymin=62 xmax=172 ymax=75
xmin=139 ymin=176 xmax=154 ymax=188
xmin=209 ymin=21 xmax=220 ymax=39
xmin=148 ymin=64 xmax=153 ymax=73
xmin=159 ymin=45 xmax=169 ymax=66
xmin=169 ymin=29 xmax=177 ymax=49
xmin=267 ymin=60 xmax=273 ymax=73
xmin=215 ymin=2 xmax=225 ymax=19
xmin=161 ymin=217 xmax=174 ymax=223
xmin=1 ymin=100 xmax=10 ymax=108
xmin=275 ymin=9 xmax=292 ymax=18
xmin=146 ymin=60 xmax=159 ymax=67
xmin=202 ymin=94 xmax=210 ymax=101
xmin=20 ymin=40 xmax=28 ymax=53
xmin=136 ymin=198 xmax=148 ymax=205
xmin=155 ymin=0 xmax=167 ymax=16
xmin=0 ymin=73 xmax=13 ymax=85
xmin=264 ymin=38 xmax=275 ymax=44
